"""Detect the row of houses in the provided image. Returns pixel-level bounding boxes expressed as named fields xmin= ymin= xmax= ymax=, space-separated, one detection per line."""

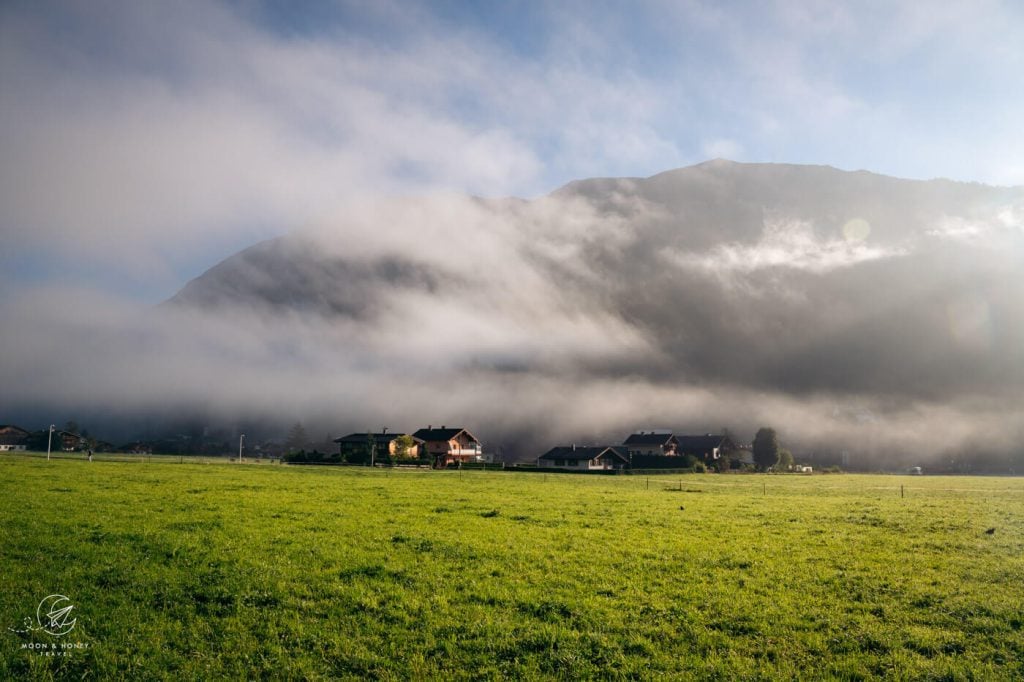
xmin=0 ymin=425 xmax=103 ymax=452
xmin=0 ymin=424 xmax=143 ymax=454
xmin=0 ymin=421 xmax=485 ymax=464
xmin=331 ymin=427 xmax=743 ymax=471
xmin=333 ymin=426 xmax=483 ymax=468
xmin=4 ymin=421 xmax=743 ymax=471
xmin=537 ymin=431 xmax=743 ymax=471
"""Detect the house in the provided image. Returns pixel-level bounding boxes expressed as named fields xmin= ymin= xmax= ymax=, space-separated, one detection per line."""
xmin=333 ymin=431 xmax=423 ymax=463
xmin=623 ymin=431 xmax=678 ymax=457
xmin=412 ymin=426 xmax=482 ymax=467
xmin=60 ymin=431 xmax=85 ymax=452
xmin=119 ymin=442 xmax=154 ymax=455
xmin=0 ymin=425 xmax=29 ymax=452
xmin=675 ymin=433 xmax=735 ymax=463
xmin=538 ymin=445 xmax=630 ymax=471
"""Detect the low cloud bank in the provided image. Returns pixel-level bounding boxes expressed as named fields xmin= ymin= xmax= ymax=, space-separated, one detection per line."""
xmin=3 ymin=163 xmax=1023 ymax=468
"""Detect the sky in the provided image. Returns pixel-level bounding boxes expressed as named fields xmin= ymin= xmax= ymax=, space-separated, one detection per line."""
xmin=1 ymin=1 xmax=1023 ymax=460
xmin=2 ymin=0 xmax=1024 ymax=302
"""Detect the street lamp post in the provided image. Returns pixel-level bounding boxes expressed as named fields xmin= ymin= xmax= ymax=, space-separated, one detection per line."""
xmin=46 ymin=424 xmax=55 ymax=462
xmin=239 ymin=434 xmax=245 ymax=464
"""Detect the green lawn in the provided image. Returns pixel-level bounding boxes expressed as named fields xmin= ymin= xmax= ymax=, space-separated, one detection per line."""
xmin=2 ymin=457 xmax=1023 ymax=679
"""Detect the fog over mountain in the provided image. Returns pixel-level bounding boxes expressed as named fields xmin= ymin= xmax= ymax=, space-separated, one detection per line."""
xmin=5 ymin=161 xmax=1024 ymax=466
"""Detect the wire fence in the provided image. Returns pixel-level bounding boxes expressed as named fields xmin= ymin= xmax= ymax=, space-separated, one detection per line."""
xmin=5 ymin=450 xmax=1022 ymax=500
xmin=1 ymin=450 xmax=277 ymax=466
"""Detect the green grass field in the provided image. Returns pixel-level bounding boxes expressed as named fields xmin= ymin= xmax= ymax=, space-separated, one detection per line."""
xmin=2 ymin=457 xmax=1023 ymax=680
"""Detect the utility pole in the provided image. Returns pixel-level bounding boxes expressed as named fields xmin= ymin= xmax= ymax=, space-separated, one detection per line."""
xmin=47 ymin=424 xmax=55 ymax=461
xmin=376 ymin=427 xmax=387 ymax=468
xmin=239 ymin=434 xmax=245 ymax=463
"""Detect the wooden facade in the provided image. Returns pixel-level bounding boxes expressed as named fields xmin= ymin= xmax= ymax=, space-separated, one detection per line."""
xmin=412 ymin=426 xmax=482 ymax=467
xmin=0 ymin=425 xmax=29 ymax=452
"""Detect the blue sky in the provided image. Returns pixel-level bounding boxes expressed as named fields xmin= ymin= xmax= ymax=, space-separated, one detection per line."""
xmin=2 ymin=0 xmax=1023 ymax=302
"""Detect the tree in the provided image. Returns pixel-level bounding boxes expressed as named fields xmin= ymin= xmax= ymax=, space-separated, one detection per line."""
xmin=752 ymin=427 xmax=780 ymax=472
xmin=285 ymin=422 xmax=308 ymax=453
xmin=777 ymin=448 xmax=794 ymax=471
xmin=393 ymin=434 xmax=416 ymax=460
xmin=718 ymin=427 xmax=744 ymax=471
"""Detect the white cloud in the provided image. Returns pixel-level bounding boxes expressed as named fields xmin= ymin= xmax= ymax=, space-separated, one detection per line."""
xmin=0 ymin=5 xmax=544 ymax=265
xmin=0 ymin=0 xmax=700 ymax=288
xmin=663 ymin=218 xmax=906 ymax=276
xmin=4 ymin=0 xmax=1024 ymax=292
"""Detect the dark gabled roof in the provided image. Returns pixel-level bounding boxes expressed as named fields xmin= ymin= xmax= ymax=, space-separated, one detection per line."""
xmin=539 ymin=446 xmax=630 ymax=463
xmin=0 ymin=425 xmax=30 ymax=436
xmin=412 ymin=427 xmax=478 ymax=443
xmin=675 ymin=434 xmax=728 ymax=454
xmin=0 ymin=434 xmax=28 ymax=446
xmin=623 ymin=432 xmax=677 ymax=446
xmin=333 ymin=433 xmax=423 ymax=445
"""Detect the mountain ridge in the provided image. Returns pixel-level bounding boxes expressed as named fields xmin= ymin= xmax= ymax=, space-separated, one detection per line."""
xmin=158 ymin=160 xmax=1024 ymax=463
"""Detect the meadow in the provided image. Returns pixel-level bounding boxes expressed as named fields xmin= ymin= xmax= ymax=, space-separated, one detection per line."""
xmin=2 ymin=456 xmax=1023 ymax=680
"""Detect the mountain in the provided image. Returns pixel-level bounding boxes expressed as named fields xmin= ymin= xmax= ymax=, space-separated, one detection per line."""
xmin=163 ymin=160 xmax=1024 ymax=465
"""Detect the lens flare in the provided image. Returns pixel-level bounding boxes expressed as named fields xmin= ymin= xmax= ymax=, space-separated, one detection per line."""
xmin=842 ymin=218 xmax=871 ymax=243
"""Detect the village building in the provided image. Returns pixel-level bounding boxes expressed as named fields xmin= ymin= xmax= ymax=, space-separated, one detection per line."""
xmin=0 ymin=425 xmax=29 ymax=452
xmin=334 ymin=432 xmax=423 ymax=462
xmin=538 ymin=445 xmax=630 ymax=471
xmin=623 ymin=431 xmax=678 ymax=457
xmin=412 ymin=426 xmax=482 ymax=467
xmin=675 ymin=433 xmax=734 ymax=463
xmin=59 ymin=431 xmax=86 ymax=452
